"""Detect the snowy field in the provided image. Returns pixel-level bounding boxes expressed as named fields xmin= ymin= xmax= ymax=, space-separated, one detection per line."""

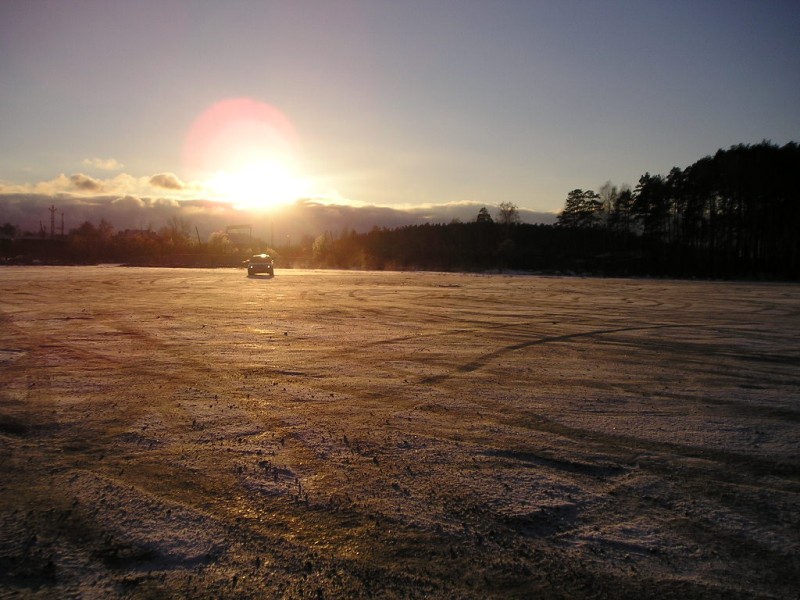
xmin=1 ymin=266 xmax=798 ymax=599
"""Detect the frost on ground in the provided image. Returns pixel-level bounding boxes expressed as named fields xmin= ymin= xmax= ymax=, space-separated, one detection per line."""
xmin=0 ymin=266 xmax=798 ymax=599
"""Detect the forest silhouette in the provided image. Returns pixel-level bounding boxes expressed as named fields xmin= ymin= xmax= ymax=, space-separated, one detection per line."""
xmin=2 ymin=142 xmax=797 ymax=279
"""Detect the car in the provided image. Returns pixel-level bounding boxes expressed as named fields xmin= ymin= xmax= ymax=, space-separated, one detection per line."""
xmin=245 ymin=254 xmax=274 ymax=276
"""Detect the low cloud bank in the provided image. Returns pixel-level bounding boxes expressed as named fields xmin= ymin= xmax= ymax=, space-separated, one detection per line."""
xmin=1 ymin=193 xmax=556 ymax=242
xmin=274 ymin=200 xmax=555 ymax=240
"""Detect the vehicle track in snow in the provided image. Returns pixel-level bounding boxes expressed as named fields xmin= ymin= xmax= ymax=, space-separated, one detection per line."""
xmin=1 ymin=266 xmax=798 ymax=599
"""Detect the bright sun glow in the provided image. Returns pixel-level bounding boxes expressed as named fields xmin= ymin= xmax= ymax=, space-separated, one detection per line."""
xmin=205 ymin=159 xmax=310 ymax=211
xmin=185 ymin=98 xmax=316 ymax=211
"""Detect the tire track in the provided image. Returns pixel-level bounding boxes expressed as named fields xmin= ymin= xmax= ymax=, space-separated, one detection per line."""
xmin=419 ymin=323 xmax=688 ymax=384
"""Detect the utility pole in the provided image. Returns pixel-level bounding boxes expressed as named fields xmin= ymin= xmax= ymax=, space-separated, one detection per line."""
xmin=60 ymin=211 xmax=65 ymax=237
xmin=49 ymin=205 xmax=57 ymax=238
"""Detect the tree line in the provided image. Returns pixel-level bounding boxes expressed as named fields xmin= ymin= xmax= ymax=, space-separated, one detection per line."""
xmin=0 ymin=216 xmax=272 ymax=267
xmin=3 ymin=142 xmax=797 ymax=278
xmin=305 ymin=142 xmax=799 ymax=278
xmin=556 ymin=141 xmax=799 ymax=278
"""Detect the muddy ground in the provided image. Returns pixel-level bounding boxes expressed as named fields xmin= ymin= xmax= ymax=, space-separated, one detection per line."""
xmin=1 ymin=266 xmax=798 ymax=599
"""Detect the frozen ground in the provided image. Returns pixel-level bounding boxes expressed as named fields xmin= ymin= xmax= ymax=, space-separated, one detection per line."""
xmin=0 ymin=266 xmax=798 ymax=599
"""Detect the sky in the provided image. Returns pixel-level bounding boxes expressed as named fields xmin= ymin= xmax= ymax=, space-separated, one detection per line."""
xmin=1 ymin=0 xmax=798 ymax=236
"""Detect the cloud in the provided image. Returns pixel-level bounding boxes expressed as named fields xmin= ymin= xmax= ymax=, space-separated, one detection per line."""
xmin=0 ymin=171 xmax=202 ymax=200
xmin=82 ymin=157 xmax=124 ymax=171
xmin=149 ymin=173 xmax=185 ymax=190
xmin=69 ymin=173 xmax=104 ymax=192
xmin=266 ymin=200 xmax=556 ymax=243
xmin=401 ymin=201 xmax=557 ymax=226
xmin=1 ymin=171 xmax=557 ymax=242
xmin=112 ymin=195 xmax=145 ymax=208
xmin=1 ymin=190 xmax=557 ymax=245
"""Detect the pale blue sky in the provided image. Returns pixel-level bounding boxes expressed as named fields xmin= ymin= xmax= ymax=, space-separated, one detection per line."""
xmin=1 ymin=0 xmax=798 ymax=214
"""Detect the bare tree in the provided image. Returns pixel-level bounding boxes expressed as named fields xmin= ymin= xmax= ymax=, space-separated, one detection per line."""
xmin=496 ymin=202 xmax=520 ymax=227
xmin=597 ymin=181 xmax=619 ymax=227
xmin=160 ymin=216 xmax=192 ymax=248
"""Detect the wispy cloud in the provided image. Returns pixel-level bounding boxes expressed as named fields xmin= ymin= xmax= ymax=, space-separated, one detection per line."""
xmin=82 ymin=157 xmax=124 ymax=171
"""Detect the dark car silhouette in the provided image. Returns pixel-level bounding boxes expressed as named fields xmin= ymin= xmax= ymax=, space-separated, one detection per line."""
xmin=245 ymin=254 xmax=274 ymax=277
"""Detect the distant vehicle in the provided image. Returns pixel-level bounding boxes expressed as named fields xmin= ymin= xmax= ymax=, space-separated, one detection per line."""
xmin=245 ymin=254 xmax=274 ymax=277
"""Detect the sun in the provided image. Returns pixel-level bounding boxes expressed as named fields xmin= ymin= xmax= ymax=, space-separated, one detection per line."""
xmin=184 ymin=98 xmax=313 ymax=210
xmin=206 ymin=159 xmax=310 ymax=210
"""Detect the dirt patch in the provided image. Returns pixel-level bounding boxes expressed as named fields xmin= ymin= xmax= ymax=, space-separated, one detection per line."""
xmin=1 ymin=267 xmax=798 ymax=598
